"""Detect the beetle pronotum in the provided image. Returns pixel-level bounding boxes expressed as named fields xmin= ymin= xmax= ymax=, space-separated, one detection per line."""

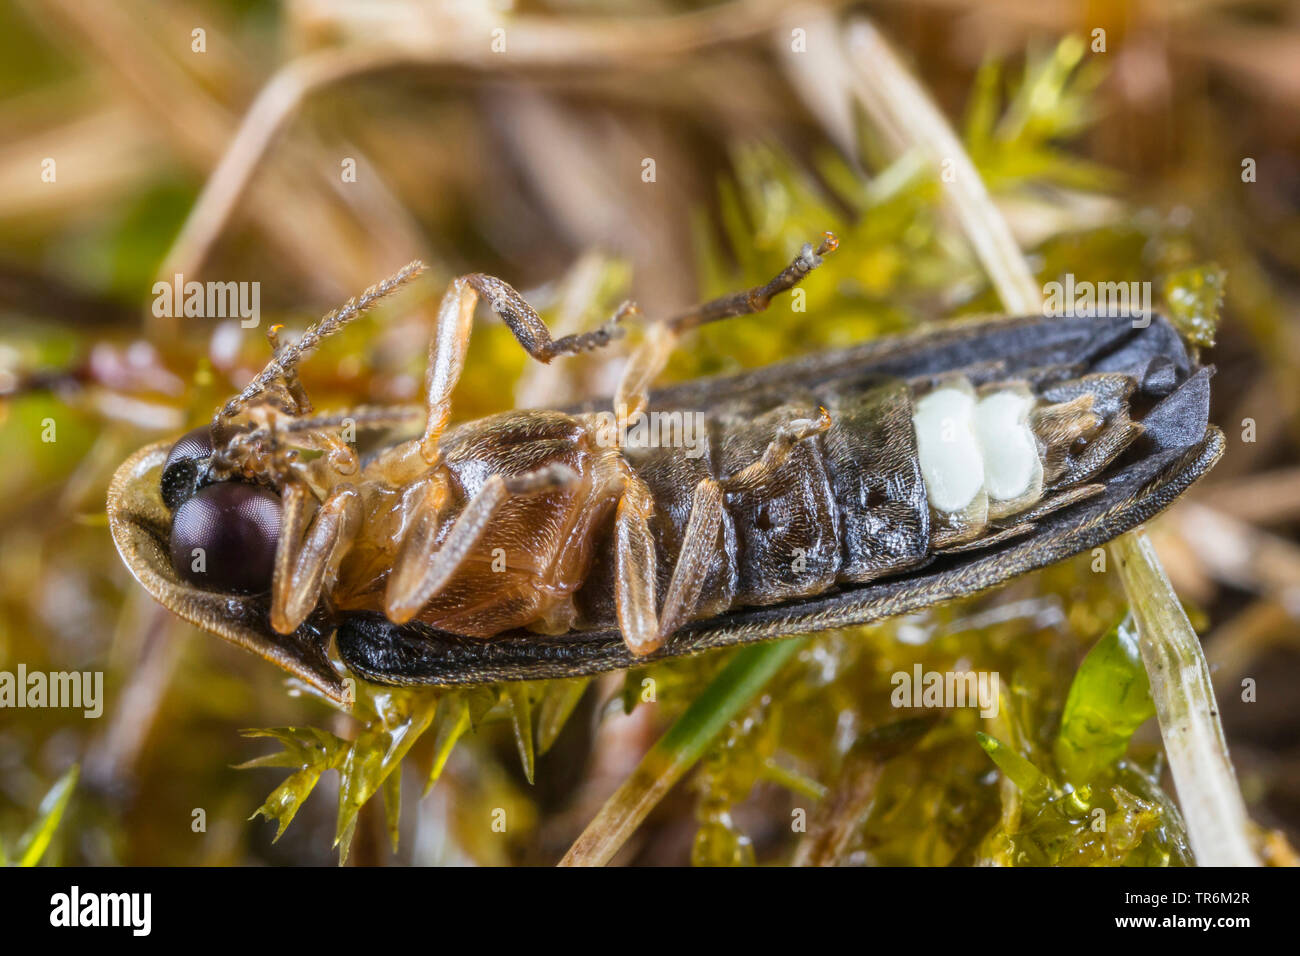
xmin=108 ymin=237 xmax=1223 ymax=702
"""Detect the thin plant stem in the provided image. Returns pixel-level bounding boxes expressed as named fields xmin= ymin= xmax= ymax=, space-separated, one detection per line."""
xmin=1111 ymin=531 xmax=1260 ymax=866
xmin=560 ymin=638 xmax=805 ymax=866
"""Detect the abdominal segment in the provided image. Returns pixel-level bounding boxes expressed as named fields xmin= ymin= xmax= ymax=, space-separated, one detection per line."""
xmin=911 ymin=371 xmax=1139 ymax=550
xmin=913 ymin=378 xmax=1044 ymax=546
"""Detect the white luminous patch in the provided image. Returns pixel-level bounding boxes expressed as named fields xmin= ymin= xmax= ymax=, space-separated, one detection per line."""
xmin=914 ymin=381 xmax=1044 ymax=517
xmin=913 ymin=385 xmax=983 ymax=513
xmin=975 ymin=390 xmax=1039 ymax=503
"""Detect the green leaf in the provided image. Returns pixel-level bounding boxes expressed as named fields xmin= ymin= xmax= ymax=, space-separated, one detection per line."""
xmin=334 ymin=692 xmax=438 ymax=863
xmin=759 ymin=758 xmax=827 ymax=801
xmin=963 ymin=58 xmax=1003 ymax=159
xmin=242 ymin=727 xmax=349 ymax=841
xmin=250 ymin=768 xmax=328 ymax=842
xmin=976 ymin=732 xmax=1053 ymax=804
xmin=506 ymin=684 xmax=536 ymax=785
xmin=464 ymin=686 xmax=499 ymax=729
xmin=383 ymin=766 xmax=402 ymax=854
xmin=1054 ymin=615 xmax=1155 ymax=784
xmin=425 ymin=693 xmax=472 ymax=795
xmin=997 ymin=35 xmax=1091 ymax=146
xmin=537 ymin=678 xmax=590 ymax=755
xmin=16 ymin=764 xmax=78 ymax=867
xmin=236 ymin=727 xmax=346 ymax=770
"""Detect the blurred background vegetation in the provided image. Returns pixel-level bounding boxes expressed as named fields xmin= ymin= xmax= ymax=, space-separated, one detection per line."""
xmin=1 ymin=0 xmax=1299 ymax=866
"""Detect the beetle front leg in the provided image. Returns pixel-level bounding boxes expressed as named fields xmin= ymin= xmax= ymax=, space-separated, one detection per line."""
xmin=270 ymin=482 xmax=362 ymax=634
xmin=384 ymin=463 xmax=579 ymax=625
xmin=408 ymin=275 xmax=630 ymax=467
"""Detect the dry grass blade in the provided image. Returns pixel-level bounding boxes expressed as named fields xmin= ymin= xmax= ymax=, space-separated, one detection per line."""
xmin=845 ymin=19 xmax=1041 ymax=312
xmin=161 ymin=0 xmax=847 ymax=281
xmin=1111 ymin=531 xmax=1260 ymax=866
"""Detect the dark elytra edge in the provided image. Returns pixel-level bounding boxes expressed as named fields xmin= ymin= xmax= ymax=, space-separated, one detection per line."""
xmin=335 ymin=310 xmax=1222 ymax=686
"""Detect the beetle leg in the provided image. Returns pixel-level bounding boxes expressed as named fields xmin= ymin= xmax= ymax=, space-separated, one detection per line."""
xmin=665 ymin=233 xmax=839 ymax=335
xmin=936 ymin=520 xmax=1036 ymax=554
xmin=1033 ymin=373 xmax=1140 ymax=486
xmin=1011 ymin=482 xmax=1104 ymax=524
xmin=937 ymin=482 xmax=1106 ymax=553
xmin=1052 ymin=412 xmax=1143 ymax=488
xmin=384 ymin=463 xmax=579 ymax=625
xmin=614 ymin=471 xmax=661 ymax=656
xmin=614 ymin=321 xmax=678 ymax=424
xmin=722 ymin=407 xmax=833 ymax=492
xmin=466 ymin=273 xmax=633 ymax=362
xmin=415 ymin=275 xmax=630 ymax=465
xmin=657 ymin=477 xmax=724 ymax=643
xmin=615 ymin=234 xmax=838 ymax=420
xmin=270 ymin=482 xmax=362 ymax=634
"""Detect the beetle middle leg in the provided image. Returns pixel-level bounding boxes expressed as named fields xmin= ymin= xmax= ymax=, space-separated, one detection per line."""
xmin=613 ymin=469 xmax=663 ymax=655
xmin=655 ymin=476 xmax=724 ymax=644
xmin=1032 ymin=373 xmax=1143 ymax=488
xmin=402 ymin=273 xmax=632 ymax=468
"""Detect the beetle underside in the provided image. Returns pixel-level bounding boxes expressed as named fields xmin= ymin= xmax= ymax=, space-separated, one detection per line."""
xmin=109 ymin=309 xmax=1221 ymax=702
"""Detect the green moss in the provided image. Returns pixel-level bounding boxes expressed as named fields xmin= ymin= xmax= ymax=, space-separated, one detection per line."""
xmin=1163 ymin=264 xmax=1225 ymax=348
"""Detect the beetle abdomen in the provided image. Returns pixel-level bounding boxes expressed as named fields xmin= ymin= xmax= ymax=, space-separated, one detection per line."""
xmin=333 ymin=312 xmax=1217 ymax=686
xmin=595 ymin=365 xmax=1139 ymax=627
xmin=821 ymin=378 xmax=930 ymax=583
xmin=717 ymin=403 xmax=842 ymax=605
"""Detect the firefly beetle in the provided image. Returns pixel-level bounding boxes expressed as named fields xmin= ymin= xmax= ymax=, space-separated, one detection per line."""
xmin=108 ymin=237 xmax=1223 ymax=703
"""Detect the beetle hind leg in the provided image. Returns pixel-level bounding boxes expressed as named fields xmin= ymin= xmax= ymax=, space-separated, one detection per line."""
xmin=1012 ymin=482 xmax=1105 ymax=524
xmin=616 ymin=235 xmax=838 ymax=421
xmin=1032 ymin=373 xmax=1141 ymax=487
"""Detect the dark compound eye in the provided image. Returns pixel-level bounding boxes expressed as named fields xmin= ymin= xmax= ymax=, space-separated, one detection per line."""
xmin=161 ymin=426 xmax=215 ymax=511
xmin=169 ymin=482 xmax=282 ymax=594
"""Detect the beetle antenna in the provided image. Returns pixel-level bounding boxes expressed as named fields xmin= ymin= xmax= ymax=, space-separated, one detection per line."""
xmin=212 ymin=260 xmax=426 ymax=437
